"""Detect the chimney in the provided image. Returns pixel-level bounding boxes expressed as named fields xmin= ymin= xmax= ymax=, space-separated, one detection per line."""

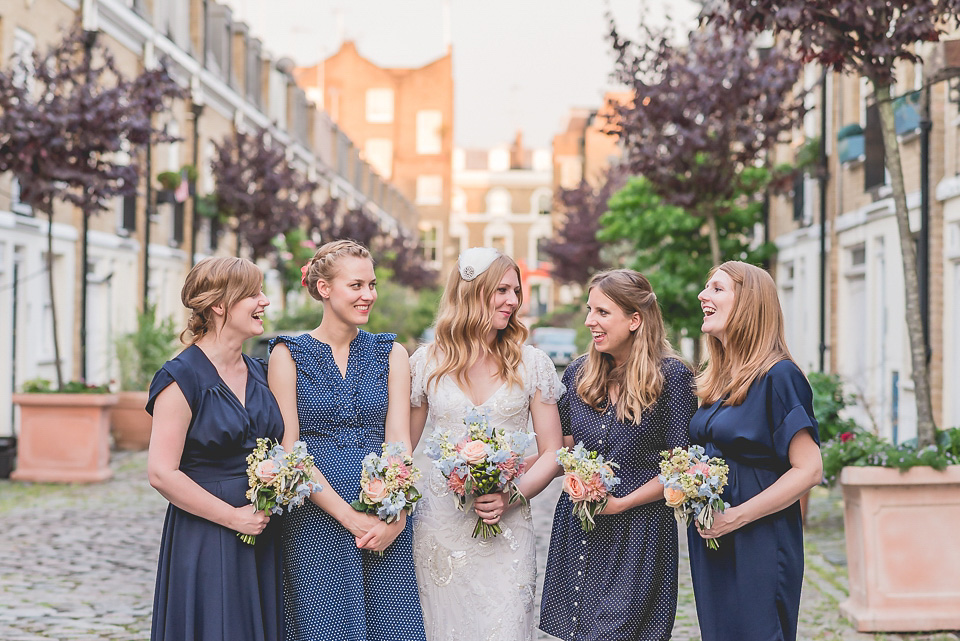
xmin=510 ymin=130 xmax=525 ymax=169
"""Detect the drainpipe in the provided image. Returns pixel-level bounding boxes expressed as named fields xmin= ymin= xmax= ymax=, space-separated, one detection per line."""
xmin=818 ymin=73 xmax=829 ymax=373
xmin=919 ymin=85 xmax=932 ymax=364
xmin=144 ymin=143 xmax=152 ymax=311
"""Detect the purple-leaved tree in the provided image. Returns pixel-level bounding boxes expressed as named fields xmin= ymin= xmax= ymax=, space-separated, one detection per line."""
xmin=0 ymin=21 xmax=182 ymax=388
xmin=609 ymin=21 xmax=806 ymax=264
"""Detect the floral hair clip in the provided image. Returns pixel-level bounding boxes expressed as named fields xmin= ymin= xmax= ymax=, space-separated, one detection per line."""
xmin=300 ymin=264 xmax=310 ymax=287
xmin=457 ymin=247 xmax=500 ymax=281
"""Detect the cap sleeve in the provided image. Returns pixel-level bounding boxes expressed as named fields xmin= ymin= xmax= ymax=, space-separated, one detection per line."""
xmin=410 ymin=345 xmax=430 ymax=408
xmin=525 ymin=346 xmax=565 ymax=404
xmin=146 ymin=356 xmax=199 ymax=416
xmin=768 ymin=361 xmax=821 ymax=463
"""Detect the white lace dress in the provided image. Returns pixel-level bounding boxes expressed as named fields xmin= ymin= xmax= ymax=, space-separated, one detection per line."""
xmin=410 ymin=344 xmax=564 ymax=641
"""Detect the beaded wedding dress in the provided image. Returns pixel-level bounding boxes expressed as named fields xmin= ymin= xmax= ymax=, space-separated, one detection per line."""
xmin=410 ymin=344 xmax=564 ymax=641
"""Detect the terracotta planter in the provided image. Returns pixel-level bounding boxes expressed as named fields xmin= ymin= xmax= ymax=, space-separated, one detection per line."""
xmin=839 ymin=465 xmax=960 ymax=632
xmin=12 ymin=393 xmax=118 ymax=483
xmin=110 ymin=390 xmax=152 ymax=451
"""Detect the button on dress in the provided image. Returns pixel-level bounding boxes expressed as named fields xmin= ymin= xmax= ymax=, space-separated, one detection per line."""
xmin=686 ymin=360 xmax=820 ymax=641
xmin=539 ymin=357 xmax=696 ymax=641
xmin=269 ymin=330 xmax=426 ymax=641
xmin=146 ymin=345 xmax=285 ymax=641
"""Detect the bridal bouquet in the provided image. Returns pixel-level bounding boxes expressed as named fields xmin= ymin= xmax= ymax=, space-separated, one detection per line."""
xmin=240 ymin=438 xmax=321 ymax=545
xmin=658 ymin=445 xmax=730 ymax=550
xmin=425 ymin=409 xmax=533 ymax=538
xmin=556 ymin=442 xmax=621 ymax=532
xmin=351 ymin=442 xmax=422 ymax=523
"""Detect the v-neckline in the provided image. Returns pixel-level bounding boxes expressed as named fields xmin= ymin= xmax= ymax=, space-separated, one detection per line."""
xmin=305 ymin=331 xmax=362 ymax=381
xmin=452 ymin=379 xmax=508 ymax=408
xmin=192 ymin=345 xmax=251 ymax=409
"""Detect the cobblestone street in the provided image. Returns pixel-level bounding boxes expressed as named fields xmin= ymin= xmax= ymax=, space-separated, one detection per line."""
xmin=0 ymin=452 xmax=957 ymax=641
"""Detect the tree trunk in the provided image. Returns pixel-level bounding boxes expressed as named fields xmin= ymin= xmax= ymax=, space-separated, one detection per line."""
xmin=45 ymin=204 xmax=64 ymax=390
xmin=705 ymin=212 xmax=721 ymax=266
xmin=874 ymin=83 xmax=937 ymax=447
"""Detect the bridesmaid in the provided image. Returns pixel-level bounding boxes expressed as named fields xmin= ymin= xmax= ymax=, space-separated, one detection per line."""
xmin=147 ymin=256 xmax=283 ymax=641
xmin=539 ymin=269 xmax=695 ymax=641
xmin=267 ymin=240 xmax=426 ymax=641
xmin=688 ymin=261 xmax=822 ymax=641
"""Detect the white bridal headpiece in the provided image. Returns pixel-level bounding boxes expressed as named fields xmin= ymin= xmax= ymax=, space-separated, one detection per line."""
xmin=457 ymin=247 xmax=500 ymax=281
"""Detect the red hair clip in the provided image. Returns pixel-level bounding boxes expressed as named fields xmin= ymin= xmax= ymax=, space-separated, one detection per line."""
xmin=300 ymin=264 xmax=309 ymax=287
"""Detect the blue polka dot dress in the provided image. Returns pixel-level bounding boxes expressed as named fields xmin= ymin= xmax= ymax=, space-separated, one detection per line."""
xmin=268 ymin=331 xmax=426 ymax=641
xmin=539 ymin=357 xmax=696 ymax=641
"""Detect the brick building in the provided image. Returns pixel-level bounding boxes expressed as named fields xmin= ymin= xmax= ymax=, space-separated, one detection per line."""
xmin=295 ymin=41 xmax=454 ymax=274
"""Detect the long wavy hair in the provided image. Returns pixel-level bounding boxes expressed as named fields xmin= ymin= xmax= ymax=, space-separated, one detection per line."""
xmin=696 ymin=261 xmax=794 ymax=405
xmin=180 ymin=257 xmax=263 ymax=344
xmin=576 ymin=269 xmax=682 ymax=424
xmin=427 ymin=253 xmax=528 ymax=391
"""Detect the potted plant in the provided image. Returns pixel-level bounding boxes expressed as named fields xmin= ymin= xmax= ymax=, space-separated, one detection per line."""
xmin=112 ymin=305 xmax=179 ymax=450
xmin=803 ymin=372 xmax=859 ymax=522
xmin=821 ymin=427 xmax=960 ymax=632
xmin=156 ymin=170 xmax=182 ymax=204
xmin=12 ymin=379 xmax=118 ymax=483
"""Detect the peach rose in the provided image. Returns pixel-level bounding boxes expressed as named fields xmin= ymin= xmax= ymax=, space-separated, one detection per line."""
xmin=255 ymin=459 xmax=280 ymax=484
xmin=664 ymin=486 xmax=686 ymax=508
xmin=563 ymin=473 xmax=588 ymax=502
xmin=363 ymin=477 xmax=389 ymax=503
xmin=461 ymin=440 xmax=488 ymax=465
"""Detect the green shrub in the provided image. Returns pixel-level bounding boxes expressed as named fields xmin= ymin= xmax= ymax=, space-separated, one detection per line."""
xmin=115 ymin=305 xmax=179 ymax=391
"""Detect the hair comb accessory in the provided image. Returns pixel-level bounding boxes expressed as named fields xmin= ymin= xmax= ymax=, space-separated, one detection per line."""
xmin=300 ymin=264 xmax=310 ymax=287
xmin=457 ymin=247 xmax=500 ymax=281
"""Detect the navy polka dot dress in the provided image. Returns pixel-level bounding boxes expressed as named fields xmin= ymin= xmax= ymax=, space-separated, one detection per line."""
xmin=268 ymin=331 xmax=426 ymax=641
xmin=539 ymin=357 xmax=696 ymax=641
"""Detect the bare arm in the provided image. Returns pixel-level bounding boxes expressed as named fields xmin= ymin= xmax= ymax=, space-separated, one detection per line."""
xmin=267 ymin=343 xmax=379 ymax=539
xmin=699 ymin=429 xmax=822 ymax=539
xmin=147 ymin=383 xmax=269 ymax=536
xmin=356 ymin=342 xmax=410 ymax=552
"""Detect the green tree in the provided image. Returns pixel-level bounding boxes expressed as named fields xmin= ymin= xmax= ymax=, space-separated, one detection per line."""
xmin=599 ymin=167 xmax=775 ymax=345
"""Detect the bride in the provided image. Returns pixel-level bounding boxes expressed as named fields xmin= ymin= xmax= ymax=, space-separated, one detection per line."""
xmin=410 ymin=247 xmax=564 ymax=641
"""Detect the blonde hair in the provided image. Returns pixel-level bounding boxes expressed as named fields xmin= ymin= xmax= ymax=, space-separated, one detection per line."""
xmin=427 ymin=253 xmax=528 ymax=391
xmin=180 ymin=257 xmax=263 ymax=344
xmin=696 ymin=261 xmax=794 ymax=405
xmin=302 ymin=239 xmax=373 ymax=301
xmin=576 ymin=269 xmax=682 ymax=424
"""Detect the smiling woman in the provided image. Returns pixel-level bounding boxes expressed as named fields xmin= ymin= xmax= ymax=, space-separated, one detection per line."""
xmin=146 ymin=256 xmax=285 ymax=641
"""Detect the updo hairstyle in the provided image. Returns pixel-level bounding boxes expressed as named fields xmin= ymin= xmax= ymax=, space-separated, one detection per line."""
xmin=180 ymin=257 xmax=263 ymax=344
xmin=302 ymin=239 xmax=373 ymax=301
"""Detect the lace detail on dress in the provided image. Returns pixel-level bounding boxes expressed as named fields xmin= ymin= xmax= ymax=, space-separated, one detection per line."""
xmin=412 ymin=346 xmax=548 ymax=641
xmin=410 ymin=345 xmax=429 ymax=408
xmin=522 ymin=345 xmax=565 ymax=403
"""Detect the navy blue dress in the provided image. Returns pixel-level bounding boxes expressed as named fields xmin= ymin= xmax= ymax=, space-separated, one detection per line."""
xmin=540 ymin=357 xmax=696 ymax=641
xmin=269 ymin=331 xmax=425 ymax=641
xmin=687 ymin=360 xmax=820 ymax=641
xmin=146 ymin=345 xmax=285 ymax=641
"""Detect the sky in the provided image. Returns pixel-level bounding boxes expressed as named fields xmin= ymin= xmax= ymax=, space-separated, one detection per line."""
xmin=222 ymin=0 xmax=701 ymax=150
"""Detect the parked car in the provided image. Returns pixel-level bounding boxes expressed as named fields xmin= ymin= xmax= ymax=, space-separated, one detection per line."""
xmin=529 ymin=327 xmax=577 ymax=367
xmin=247 ymin=329 xmax=310 ymax=362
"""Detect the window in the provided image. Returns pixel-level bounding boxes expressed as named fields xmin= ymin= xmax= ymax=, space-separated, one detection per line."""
xmin=420 ymin=223 xmax=440 ymax=264
xmin=850 ymin=244 xmax=867 ymax=268
xmin=490 ymin=236 xmax=506 ymax=253
xmin=366 ymin=88 xmax=394 ymax=124
xmin=487 ymin=188 xmax=511 ymax=215
xmin=120 ymin=195 xmax=137 ymax=233
xmin=364 ymin=139 xmax=393 ymax=179
xmin=12 ymin=29 xmax=36 ymax=90
xmin=416 ymin=110 xmax=443 ymax=154
xmin=10 ymin=178 xmax=33 ymax=216
xmin=537 ymin=237 xmax=550 ymax=266
xmin=416 ymin=175 xmax=443 ymax=205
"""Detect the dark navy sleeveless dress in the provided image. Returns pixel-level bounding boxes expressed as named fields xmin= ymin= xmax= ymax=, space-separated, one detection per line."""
xmin=146 ymin=344 xmax=285 ymax=641
xmin=268 ymin=330 xmax=425 ymax=641
xmin=687 ymin=360 xmax=820 ymax=641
